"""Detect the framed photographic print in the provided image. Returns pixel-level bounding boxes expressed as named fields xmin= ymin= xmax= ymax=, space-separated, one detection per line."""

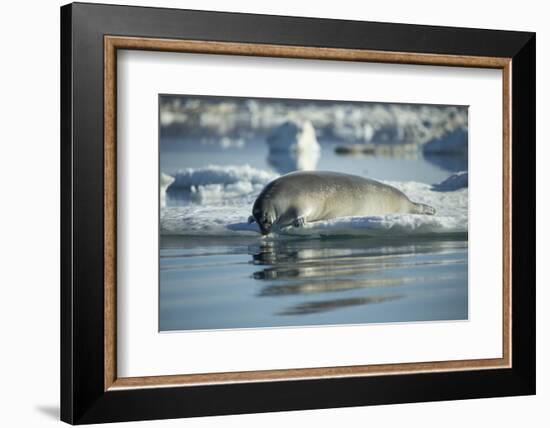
xmin=60 ymin=2 xmax=536 ymax=424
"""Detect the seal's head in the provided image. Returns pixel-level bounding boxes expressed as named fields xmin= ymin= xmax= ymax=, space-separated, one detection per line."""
xmin=251 ymin=198 xmax=275 ymax=235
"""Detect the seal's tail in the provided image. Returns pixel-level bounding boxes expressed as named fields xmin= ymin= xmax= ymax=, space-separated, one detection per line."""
xmin=413 ymin=202 xmax=436 ymax=215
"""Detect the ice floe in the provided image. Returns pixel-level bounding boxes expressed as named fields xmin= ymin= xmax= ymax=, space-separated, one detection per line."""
xmin=160 ymin=165 xmax=467 ymax=239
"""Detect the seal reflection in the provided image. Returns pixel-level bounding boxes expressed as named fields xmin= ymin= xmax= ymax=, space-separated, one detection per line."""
xmin=249 ymin=238 xmax=462 ymax=317
xmin=159 ymin=235 xmax=467 ymax=330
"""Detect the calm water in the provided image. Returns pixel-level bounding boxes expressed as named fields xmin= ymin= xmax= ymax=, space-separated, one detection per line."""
xmin=159 ymin=137 xmax=468 ymax=331
xmin=160 ymin=235 xmax=467 ymax=331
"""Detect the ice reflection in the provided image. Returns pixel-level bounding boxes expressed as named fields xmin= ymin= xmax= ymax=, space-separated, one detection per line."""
xmin=277 ymin=295 xmax=403 ymax=316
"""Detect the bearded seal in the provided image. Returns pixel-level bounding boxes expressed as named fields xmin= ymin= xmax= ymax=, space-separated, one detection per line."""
xmin=249 ymin=171 xmax=435 ymax=235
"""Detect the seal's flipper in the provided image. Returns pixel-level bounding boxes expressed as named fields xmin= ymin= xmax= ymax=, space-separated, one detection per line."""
xmin=413 ymin=202 xmax=436 ymax=215
xmin=247 ymin=215 xmax=255 ymax=224
xmin=292 ymin=217 xmax=306 ymax=228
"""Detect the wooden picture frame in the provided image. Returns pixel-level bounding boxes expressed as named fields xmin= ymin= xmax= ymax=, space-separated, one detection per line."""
xmin=61 ymin=2 xmax=535 ymax=424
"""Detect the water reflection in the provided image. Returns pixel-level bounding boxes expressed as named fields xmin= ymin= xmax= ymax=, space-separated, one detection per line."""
xmin=159 ymin=236 xmax=468 ymax=330
xmin=277 ymin=295 xmax=403 ymax=316
xmin=259 ymin=278 xmax=407 ymax=296
xmin=249 ymin=237 xmax=466 ymax=317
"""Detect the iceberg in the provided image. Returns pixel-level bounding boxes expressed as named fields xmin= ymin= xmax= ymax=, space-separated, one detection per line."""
xmin=423 ymin=128 xmax=468 ymax=155
xmin=432 ymin=171 xmax=468 ymax=191
xmin=266 ymin=120 xmax=320 ymax=152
